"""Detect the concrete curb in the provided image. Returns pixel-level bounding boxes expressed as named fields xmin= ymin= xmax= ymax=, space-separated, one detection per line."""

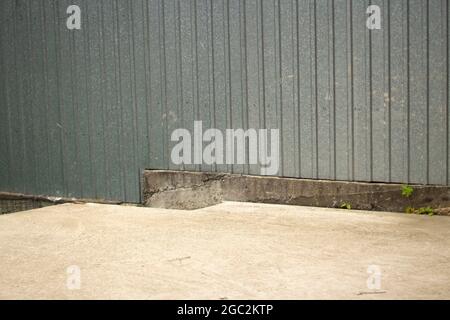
xmin=142 ymin=170 xmax=450 ymax=212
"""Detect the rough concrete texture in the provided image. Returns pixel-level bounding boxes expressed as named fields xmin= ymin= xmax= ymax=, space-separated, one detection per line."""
xmin=143 ymin=170 xmax=450 ymax=212
xmin=0 ymin=192 xmax=125 ymax=215
xmin=1 ymin=202 xmax=449 ymax=299
xmin=142 ymin=171 xmax=225 ymax=209
xmin=0 ymin=197 xmax=54 ymax=215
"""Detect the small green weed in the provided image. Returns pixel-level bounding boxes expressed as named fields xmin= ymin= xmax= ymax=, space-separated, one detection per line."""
xmin=400 ymin=185 xmax=435 ymax=216
xmin=401 ymin=185 xmax=414 ymax=198
xmin=404 ymin=206 xmax=415 ymax=214
xmin=416 ymin=207 xmax=435 ymax=216
xmin=340 ymin=202 xmax=352 ymax=210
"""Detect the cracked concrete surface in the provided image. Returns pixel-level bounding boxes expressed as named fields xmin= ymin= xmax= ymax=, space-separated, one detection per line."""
xmin=1 ymin=201 xmax=450 ymax=299
xmin=143 ymin=171 xmax=225 ymax=209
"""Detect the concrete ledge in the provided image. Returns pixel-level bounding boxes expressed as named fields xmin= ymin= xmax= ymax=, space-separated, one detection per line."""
xmin=142 ymin=171 xmax=224 ymax=210
xmin=0 ymin=198 xmax=53 ymax=215
xmin=0 ymin=192 xmax=123 ymax=215
xmin=142 ymin=170 xmax=450 ymax=212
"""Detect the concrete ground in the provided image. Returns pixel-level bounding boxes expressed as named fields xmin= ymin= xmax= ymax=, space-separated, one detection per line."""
xmin=0 ymin=202 xmax=449 ymax=300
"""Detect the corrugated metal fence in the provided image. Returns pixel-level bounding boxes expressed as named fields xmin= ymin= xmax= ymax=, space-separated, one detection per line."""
xmin=0 ymin=0 xmax=449 ymax=202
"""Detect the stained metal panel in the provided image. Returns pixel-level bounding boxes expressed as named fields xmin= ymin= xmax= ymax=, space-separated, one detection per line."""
xmin=0 ymin=0 xmax=449 ymax=203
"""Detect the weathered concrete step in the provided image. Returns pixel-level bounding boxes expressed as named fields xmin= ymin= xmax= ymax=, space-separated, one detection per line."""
xmin=142 ymin=170 xmax=450 ymax=212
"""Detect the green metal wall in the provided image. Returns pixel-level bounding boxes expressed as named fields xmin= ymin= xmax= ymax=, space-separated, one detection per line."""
xmin=0 ymin=0 xmax=449 ymax=203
